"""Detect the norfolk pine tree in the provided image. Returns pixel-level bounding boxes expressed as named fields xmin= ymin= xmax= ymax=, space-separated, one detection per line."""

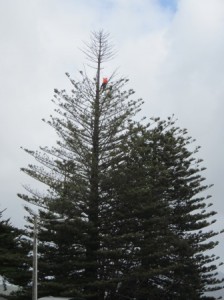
xmin=18 ymin=31 xmax=144 ymax=299
xmin=105 ymin=117 xmax=223 ymax=299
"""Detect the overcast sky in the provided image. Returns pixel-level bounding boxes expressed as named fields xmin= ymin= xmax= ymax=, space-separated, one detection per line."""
xmin=1 ymin=0 xmax=224 ymax=269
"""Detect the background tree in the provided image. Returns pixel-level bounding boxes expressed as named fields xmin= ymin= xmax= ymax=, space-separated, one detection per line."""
xmin=104 ymin=117 xmax=223 ymax=299
xmin=0 ymin=210 xmax=31 ymax=299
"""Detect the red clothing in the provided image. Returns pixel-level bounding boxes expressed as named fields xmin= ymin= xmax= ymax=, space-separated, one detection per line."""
xmin=102 ymin=78 xmax=108 ymax=84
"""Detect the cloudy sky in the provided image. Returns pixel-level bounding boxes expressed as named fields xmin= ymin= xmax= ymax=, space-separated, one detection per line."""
xmin=1 ymin=0 xmax=224 ymax=268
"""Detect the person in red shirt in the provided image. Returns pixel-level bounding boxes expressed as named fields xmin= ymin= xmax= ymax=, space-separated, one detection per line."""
xmin=101 ymin=77 xmax=108 ymax=91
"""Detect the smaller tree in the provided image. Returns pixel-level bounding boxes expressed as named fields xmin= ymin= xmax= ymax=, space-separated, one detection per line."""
xmin=0 ymin=210 xmax=31 ymax=298
xmin=102 ymin=117 xmax=224 ymax=300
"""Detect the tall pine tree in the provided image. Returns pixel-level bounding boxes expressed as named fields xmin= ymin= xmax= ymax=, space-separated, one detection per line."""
xmin=18 ymin=31 xmax=143 ymax=299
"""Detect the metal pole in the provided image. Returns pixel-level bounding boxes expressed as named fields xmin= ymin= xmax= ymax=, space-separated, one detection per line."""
xmin=32 ymin=215 xmax=38 ymax=300
xmin=31 ymin=215 xmax=70 ymax=300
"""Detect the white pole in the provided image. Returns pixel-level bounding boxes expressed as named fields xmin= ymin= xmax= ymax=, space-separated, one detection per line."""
xmin=32 ymin=215 xmax=38 ymax=300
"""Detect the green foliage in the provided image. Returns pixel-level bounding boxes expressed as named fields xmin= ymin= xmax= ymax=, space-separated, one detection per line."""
xmin=18 ymin=31 xmax=223 ymax=299
xmin=0 ymin=210 xmax=31 ymax=299
xmin=100 ymin=118 xmax=223 ymax=299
